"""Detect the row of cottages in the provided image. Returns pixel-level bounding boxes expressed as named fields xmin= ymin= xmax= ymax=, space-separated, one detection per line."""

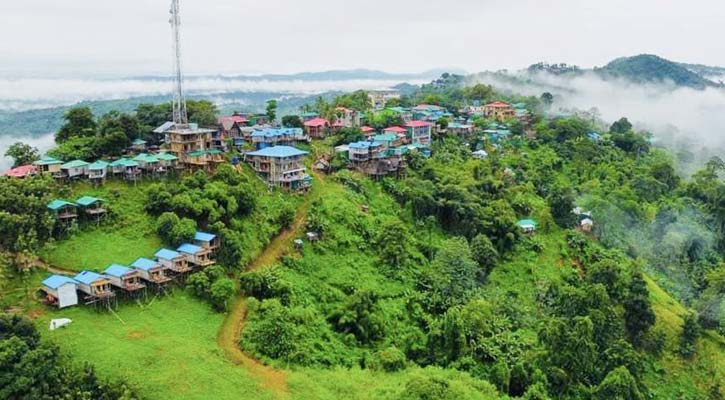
xmin=40 ymin=231 xmax=219 ymax=308
xmin=248 ymin=128 xmax=309 ymax=150
xmin=47 ymin=196 xmax=107 ymax=223
xmin=244 ymin=146 xmax=312 ymax=191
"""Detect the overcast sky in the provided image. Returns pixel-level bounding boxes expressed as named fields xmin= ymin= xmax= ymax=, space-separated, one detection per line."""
xmin=1 ymin=0 xmax=724 ymax=78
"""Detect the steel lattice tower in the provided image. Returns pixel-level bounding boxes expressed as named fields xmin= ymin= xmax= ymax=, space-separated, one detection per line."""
xmin=169 ymin=0 xmax=188 ymax=125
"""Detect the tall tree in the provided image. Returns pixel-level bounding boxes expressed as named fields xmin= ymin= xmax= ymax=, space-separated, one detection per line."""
xmin=623 ymin=271 xmax=656 ymax=343
xmin=4 ymin=142 xmax=39 ymax=167
xmin=56 ymin=106 xmax=97 ymax=143
xmin=266 ymin=99 xmax=278 ymax=122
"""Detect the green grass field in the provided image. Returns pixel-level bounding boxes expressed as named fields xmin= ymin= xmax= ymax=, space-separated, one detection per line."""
xmin=40 ymin=179 xmax=162 ymax=271
xmin=40 ymin=293 xmax=277 ymax=400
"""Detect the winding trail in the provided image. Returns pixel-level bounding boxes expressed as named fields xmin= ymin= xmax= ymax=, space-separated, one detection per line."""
xmin=216 ymin=172 xmax=322 ymax=399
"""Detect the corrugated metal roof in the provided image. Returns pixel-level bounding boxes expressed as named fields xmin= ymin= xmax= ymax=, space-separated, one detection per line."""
xmin=110 ymin=158 xmax=139 ymax=167
xmin=34 ymin=157 xmax=63 ymax=166
xmin=104 ymin=264 xmax=132 ymax=277
xmin=155 ymin=153 xmax=178 ymax=161
xmin=194 ymin=231 xmax=216 ymax=242
xmin=155 ymin=248 xmax=182 ymax=260
xmin=88 ymin=160 xmax=109 ymax=170
xmin=177 ymin=243 xmax=203 ymax=254
xmin=42 ymin=275 xmax=77 ymax=289
xmin=153 ymin=121 xmax=175 ymax=133
xmin=74 ymin=271 xmax=104 ymax=285
xmin=61 ymin=160 xmax=90 ymax=169
xmin=76 ymin=196 xmax=102 ymax=207
xmin=247 ymin=146 xmax=308 ymax=158
xmin=47 ymin=199 xmax=76 ymax=210
xmin=131 ymin=258 xmax=159 ymax=271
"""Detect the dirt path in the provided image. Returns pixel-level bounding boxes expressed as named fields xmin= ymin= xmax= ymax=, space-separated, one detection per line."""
xmin=216 ymin=171 xmax=323 ymax=400
xmin=32 ymin=257 xmax=77 ymax=276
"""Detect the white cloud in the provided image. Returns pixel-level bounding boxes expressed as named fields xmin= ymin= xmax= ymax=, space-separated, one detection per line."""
xmin=1 ymin=0 xmax=724 ymax=77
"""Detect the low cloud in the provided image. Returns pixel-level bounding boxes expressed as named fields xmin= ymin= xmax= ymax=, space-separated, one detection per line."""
xmin=0 ymin=77 xmax=419 ymax=111
xmin=0 ymin=133 xmax=56 ymax=170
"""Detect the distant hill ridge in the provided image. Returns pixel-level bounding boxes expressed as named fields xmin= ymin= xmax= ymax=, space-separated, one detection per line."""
xmin=527 ymin=54 xmax=724 ymax=89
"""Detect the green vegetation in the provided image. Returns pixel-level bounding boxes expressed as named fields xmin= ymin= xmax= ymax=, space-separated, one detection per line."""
xmin=598 ymin=54 xmax=719 ymax=89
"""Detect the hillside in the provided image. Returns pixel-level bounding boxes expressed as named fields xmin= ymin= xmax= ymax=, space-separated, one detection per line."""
xmin=596 ymin=54 xmax=719 ymax=89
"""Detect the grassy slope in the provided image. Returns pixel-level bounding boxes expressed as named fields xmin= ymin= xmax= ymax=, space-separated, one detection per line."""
xmin=40 ymin=293 xmax=276 ymax=400
xmin=39 ymin=179 xmax=161 ymax=271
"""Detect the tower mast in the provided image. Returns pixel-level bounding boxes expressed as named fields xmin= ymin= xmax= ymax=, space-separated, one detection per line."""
xmin=169 ymin=0 xmax=188 ymax=125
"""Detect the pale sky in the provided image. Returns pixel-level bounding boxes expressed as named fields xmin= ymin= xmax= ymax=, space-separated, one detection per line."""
xmin=1 ymin=0 xmax=724 ymax=77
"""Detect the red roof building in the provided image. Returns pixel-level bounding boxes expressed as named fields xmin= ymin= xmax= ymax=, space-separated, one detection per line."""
xmin=304 ymin=118 xmax=330 ymax=139
xmin=383 ymin=126 xmax=407 ymax=134
xmin=3 ymin=164 xmax=37 ymax=178
xmin=405 ymin=120 xmax=433 ymax=128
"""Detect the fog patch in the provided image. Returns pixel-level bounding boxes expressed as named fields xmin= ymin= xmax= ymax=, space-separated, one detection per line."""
xmin=0 ymin=132 xmax=56 ymax=170
xmin=0 ymin=77 xmax=422 ymax=112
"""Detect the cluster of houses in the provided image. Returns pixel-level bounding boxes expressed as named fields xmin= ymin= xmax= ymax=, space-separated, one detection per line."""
xmin=40 ymin=231 xmax=219 ymax=308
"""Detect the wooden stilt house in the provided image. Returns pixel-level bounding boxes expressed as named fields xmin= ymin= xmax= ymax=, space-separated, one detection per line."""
xmin=75 ymin=196 xmax=106 ymax=221
xmin=133 ymin=154 xmax=161 ymax=175
xmin=88 ymin=160 xmax=109 ymax=184
xmin=177 ymin=243 xmax=215 ymax=269
xmin=154 ymin=248 xmax=192 ymax=274
xmin=73 ymin=271 xmax=115 ymax=302
xmin=131 ymin=257 xmax=172 ymax=285
xmin=40 ymin=275 xmax=78 ymax=309
xmin=59 ymin=160 xmax=90 ymax=180
xmin=193 ymin=231 xmax=219 ymax=252
xmin=47 ymin=200 xmax=78 ymax=223
xmin=33 ymin=157 xmax=63 ymax=175
xmin=109 ymin=158 xmax=140 ymax=181
xmin=103 ymin=264 xmax=146 ymax=293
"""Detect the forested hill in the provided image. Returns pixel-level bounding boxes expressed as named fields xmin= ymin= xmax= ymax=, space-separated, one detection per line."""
xmin=528 ymin=54 xmax=724 ymax=89
xmin=596 ymin=54 xmax=720 ymax=89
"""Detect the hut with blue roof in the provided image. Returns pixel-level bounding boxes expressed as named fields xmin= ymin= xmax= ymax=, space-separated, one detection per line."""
xmin=59 ymin=159 xmax=90 ymax=180
xmin=244 ymin=146 xmax=311 ymax=191
xmin=103 ymin=264 xmax=145 ymax=293
xmin=73 ymin=271 xmax=115 ymax=301
xmin=155 ymin=248 xmax=191 ymax=274
xmin=41 ymin=275 xmax=78 ymax=308
xmin=517 ymin=219 xmax=537 ymax=234
xmin=177 ymin=243 xmax=214 ymax=269
xmin=194 ymin=231 xmax=219 ymax=252
xmin=131 ymin=257 xmax=172 ymax=285
xmin=75 ymin=196 xmax=106 ymax=221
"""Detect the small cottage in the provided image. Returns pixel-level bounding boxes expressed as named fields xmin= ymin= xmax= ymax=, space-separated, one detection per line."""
xmin=111 ymin=158 xmax=141 ymax=181
xmin=41 ymin=275 xmax=78 ymax=308
xmin=33 ymin=157 xmax=63 ymax=174
xmin=194 ymin=231 xmax=219 ymax=252
xmin=580 ymin=218 xmax=594 ymax=232
xmin=47 ymin=200 xmax=78 ymax=222
xmin=88 ymin=160 xmax=109 ymax=183
xmin=177 ymin=243 xmax=215 ymax=269
xmin=133 ymin=153 xmax=160 ymax=173
xmin=131 ymin=257 xmax=172 ymax=284
xmin=517 ymin=219 xmax=537 ymax=234
xmin=2 ymin=165 xmax=37 ymax=179
xmin=103 ymin=264 xmax=146 ymax=292
xmin=60 ymin=160 xmax=90 ymax=179
xmin=131 ymin=139 xmax=148 ymax=152
xmin=154 ymin=248 xmax=192 ymax=274
xmin=73 ymin=271 xmax=115 ymax=299
xmin=75 ymin=196 xmax=106 ymax=220
xmin=155 ymin=152 xmax=180 ymax=170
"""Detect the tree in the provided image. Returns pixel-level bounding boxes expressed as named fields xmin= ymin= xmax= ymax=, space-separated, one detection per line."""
xmin=266 ymin=99 xmax=278 ymax=122
xmin=187 ymin=272 xmax=211 ymax=297
xmin=377 ymin=220 xmax=413 ymax=269
xmin=540 ymin=92 xmax=554 ymax=107
xmin=187 ymin=100 xmax=218 ymax=127
xmin=4 ymin=142 xmax=39 ymax=167
xmin=281 ymin=115 xmax=303 ymax=128
xmin=328 ymin=290 xmax=385 ymax=344
xmin=623 ymin=271 xmax=656 ymax=342
xmin=593 ymin=366 xmax=644 ymax=400
xmin=679 ymin=311 xmax=700 ymax=358
xmin=548 ymin=184 xmax=577 ymax=228
xmin=431 ymin=237 xmax=478 ymax=302
xmin=56 ymin=106 xmax=97 ymax=143
xmin=98 ymin=111 xmax=140 ymax=141
xmin=610 ymin=117 xmax=633 ymax=134
xmin=470 ymin=234 xmax=499 ymax=278
xmin=210 ymin=278 xmax=236 ymax=311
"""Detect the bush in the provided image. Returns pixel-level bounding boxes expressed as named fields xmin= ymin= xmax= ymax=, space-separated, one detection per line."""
xmin=370 ymin=346 xmax=407 ymax=372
